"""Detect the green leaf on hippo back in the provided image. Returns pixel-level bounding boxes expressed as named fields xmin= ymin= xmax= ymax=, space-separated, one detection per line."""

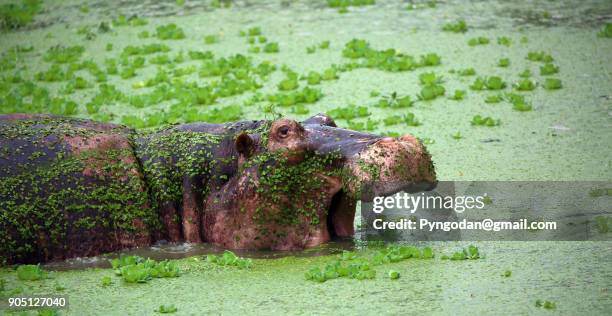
xmin=157 ymin=304 xmax=178 ymax=313
xmin=388 ymin=270 xmax=400 ymax=279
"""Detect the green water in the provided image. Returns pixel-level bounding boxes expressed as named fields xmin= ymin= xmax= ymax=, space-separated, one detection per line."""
xmin=1 ymin=0 xmax=611 ymax=315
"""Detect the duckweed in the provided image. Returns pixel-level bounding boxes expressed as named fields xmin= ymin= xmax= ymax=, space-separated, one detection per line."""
xmin=388 ymin=270 xmax=400 ymax=279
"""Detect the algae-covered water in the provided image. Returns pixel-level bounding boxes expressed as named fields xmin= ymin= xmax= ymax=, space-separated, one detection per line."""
xmin=1 ymin=0 xmax=611 ymax=315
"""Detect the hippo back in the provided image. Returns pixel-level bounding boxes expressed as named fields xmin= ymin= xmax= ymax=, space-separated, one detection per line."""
xmin=0 ymin=114 xmax=156 ymax=264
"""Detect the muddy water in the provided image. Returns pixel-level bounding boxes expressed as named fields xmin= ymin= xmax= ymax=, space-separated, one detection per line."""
xmin=43 ymin=239 xmax=355 ymax=271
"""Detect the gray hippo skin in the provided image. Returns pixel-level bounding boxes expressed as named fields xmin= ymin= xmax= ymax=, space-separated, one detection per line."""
xmin=0 ymin=113 xmax=436 ymax=264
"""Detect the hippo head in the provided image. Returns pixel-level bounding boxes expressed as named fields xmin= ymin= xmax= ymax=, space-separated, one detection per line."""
xmin=203 ymin=113 xmax=436 ymax=250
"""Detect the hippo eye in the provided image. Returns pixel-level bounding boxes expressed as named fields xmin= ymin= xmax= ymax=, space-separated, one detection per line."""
xmin=278 ymin=125 xmax=290 ymax=138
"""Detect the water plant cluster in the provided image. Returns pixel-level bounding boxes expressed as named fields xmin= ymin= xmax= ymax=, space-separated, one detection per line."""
xmin=305 ymin=245 xmax=435 ymax=283
xmin=0 ymin=4 xmax=569 ymax=144
xmin=110 ymin=255 xmax=180 ymax=283
xmin=0 ymin=0 xmax=41 ymax=30
xmin=205 ymin=250 xmax=253 ymax=269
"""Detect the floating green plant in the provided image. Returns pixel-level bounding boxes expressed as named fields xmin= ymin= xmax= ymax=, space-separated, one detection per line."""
xmin=155 ymin=23 xmax=186 ymax=40
xmin=442 ymin=20 xmax=467 ymax=33
xmin=306 ymin=46 xmax=316 ymax=54
xmin=514 ymin=78 xmax=537 ymax=91
xmin=497 ymin=36 xmax=512 ymax=46
xmin=329 ymin=105 xmax=369 ymax=120
xmin=526 ymin=51 xmax=554 ymax=63
xmin=419 ymin=72 xmax=444 ymax=85
xmin=471 ymin=76 xmax=506 ymax=90
xmin=157 ymin=305 xmax=178 ymax=314
xmin=346 ymin=119 xmax=378 ymax=131
xmin=0 ymin=0 xmax=41 ymax=30
xmin=451 ymin=131 xmax=462 ymax=140
xmin=376 ymin=92 xmax=414 ymax=108
xmin=502 ymin=270 xmax=512 ymax=277
xmin=263 ymin=42 xmax=279 ymax=53
xmin=101 ymin=276 xmax=112 ymax=286
xmin=458 ymin=68 xmax=476 ymax=76
xmin=441 ymin=245 xmax=481 ymax=260
xmin=388 ymin=270 xmax=400 ymax=280
xmin=206 ymin=250 xmax=253 ymax=269
xmin=383 ymin=115 xmax=402 ymax=126
xmin=319 ymin=40 xmax=330 ymax=49
xmin=449 ymin=89 xmax=466 ymax=100
xmin=418 ymin=84 xmax=445 ymax=100
xmin=518 ymin=69 xmax=531 ymax=78
xmin=306 ymin=71 xmax=321 ymax=85
xmin=44 ymin=45 xmax=85 ymax=64
xmin=484 ymin=94 xmax=502 ymax=104
xmin=543 ymin=78 xmax=562 ymax=90
xmin=535 ymin=300 xmax=556 ymax=310
xmin=498 ymin=58 xmax=510 ymax=67
xmin=597 ymin=23 xmax=612 ymax=38
xmin=16 ymin=264 xmax=46 ymax=281
xmin=468 ymin=37 xmax=489 ymax=46
xmin=204 ymin=34 xmax=218 ymax=44
xmin=471 ymin=115 xmax=500 ymax=126
xmin=539 ymin=63 xmax=559 ymax=75
xmin=403 ymin=113 xmax=421 ymax=126
xmin=327 ymin=0 xmax=376 ymax=10
xmin=112 ymin=14 xmax=148 ymax=27
xmin=247 ymin=26 xmax=261 ymax=36
xmin=321 ymin=67 xmax=339 ymax=80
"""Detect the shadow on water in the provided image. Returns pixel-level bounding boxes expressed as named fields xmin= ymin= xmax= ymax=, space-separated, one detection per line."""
xmin=43 ymin=238 xmax=356 ymax=271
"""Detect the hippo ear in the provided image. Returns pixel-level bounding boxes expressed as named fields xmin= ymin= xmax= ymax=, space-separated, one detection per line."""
xmin=302 ymin=113 xmax=337 ymax=127
xmin=235 ymin=133 xmax=254 ymax=157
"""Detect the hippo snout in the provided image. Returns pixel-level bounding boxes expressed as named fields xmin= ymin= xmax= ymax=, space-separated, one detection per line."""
xmin=345 ymin=133 xmax=437 ymax=200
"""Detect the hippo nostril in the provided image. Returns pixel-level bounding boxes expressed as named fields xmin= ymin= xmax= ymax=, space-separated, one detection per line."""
xmin=378 ymin=137 xmax=395 ymax=144
xmin=399 ymin=134 xmax=418 ymax=144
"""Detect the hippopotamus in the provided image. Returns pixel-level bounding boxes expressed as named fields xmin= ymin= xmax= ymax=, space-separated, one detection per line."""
xmin=0 ymin=113 xmax=436 ymax=264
